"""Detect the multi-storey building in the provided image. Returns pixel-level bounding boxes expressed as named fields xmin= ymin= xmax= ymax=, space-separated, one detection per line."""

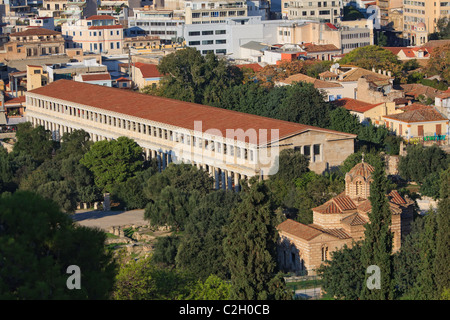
xmin=403 ymin=0 xmax=450 ymax=46
xmin=184 ymin=0 xmax=249 ymax=24
xmin=25 ymin=79 xmax=356 ymax=186
xmin=0 ymin=27 xmax=65 ymax=62
xmin=62 ymin=15 xmax=124 ymax=54
xmin=38 ymin=0 xmax=97 ymax=25
xmin=276 ymin=20 xmax=373 ymax=54
xmin=127 ymin=7 xmax=185 ymax=43
xmin=281 ymin=0 xmax=343 ymax=24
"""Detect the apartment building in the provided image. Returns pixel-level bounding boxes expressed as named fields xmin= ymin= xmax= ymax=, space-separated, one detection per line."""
xmin=62 ymin=15 xmax=124 ymax=54
xmin=25 ymin=79 xmax=356 ymax=185
xmin=184 ymin=0 xmax=249 ymax=24
xmin=281 ymin=0 xmax=343 ymax=24
xmin=276 ymin=20 xmax=373 ymax=54
xmin=127 ymin=7 xmax=185 ymax=43
xmin=403 ymin=0 xmax=450 ymax=46
xmin=38 ymin=0 xmax=97 ymax=25
xmin=184 ymin=16 xmax=306 ymax=57
xmin=0 ymin=27 xmax=65 ymax=62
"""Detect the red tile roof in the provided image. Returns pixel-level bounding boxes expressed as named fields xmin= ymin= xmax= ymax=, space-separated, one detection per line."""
xmin=28 ymin=80 xmax=356 ymax=145
xmin=277 ymin=219 xmax=324 ymax=241
xmin=10 ymin=27 xmax=61 ymax=37
xmin=81 ymin=73 xmax=111 ymax=82
xmin=86 ymin=15 xmax=116 ymax=20
xmin=347 ymin=162 xmax=375 ymax=179
xmin=133 ymin=62 xmax=163 ymax=78
xmin=236 ymin=63 xmax=264 ymax=73
xmin=332 ymin=98 xmax=381 ymax=113
xmin=384 ymin=107 xmax=448 ymax=123
xmin=88 ymin=25 xmax=123 ymax=30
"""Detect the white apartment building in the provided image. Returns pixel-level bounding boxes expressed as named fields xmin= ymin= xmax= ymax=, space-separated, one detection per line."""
xmin=276 ymin=20 xmax=373 ymax=54
xmin=62 ymin=15 xmax=124 ymax=54
xmin=281 ymin=0 xmax=343 ymax=24
xmin=183 ymin=16 xmax=309 ymax=57
xmin=127 ymin=8 xmax=185 ymax=42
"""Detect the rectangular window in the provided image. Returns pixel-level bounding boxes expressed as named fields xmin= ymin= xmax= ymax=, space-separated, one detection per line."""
xmin=188 ymin=31 xmax=200 ymax=36
xmin=202 ymin=30 xmax=214 ymax=35
xmin=189 ymin=41 xmax=200 ymax=46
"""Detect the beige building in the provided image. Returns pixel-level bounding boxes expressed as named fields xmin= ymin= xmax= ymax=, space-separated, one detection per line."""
xmin=26 ymin=65 xmax=49 ymax=91
xmin=0 ymin=27 xmax=65 ymax=62
xmin=383 ymin=105 xmax=449 ymax=145
xmin=132 ymin=62 xmax=163 ymax=89
xmin=276 ymin=21 xmax=373 ymax=54
xmin=333 ymin=97 xmax=399 ymax=126
xmin=61 ymin=15 xmax=124 ymax=54
xmin=281 ymin=0 xmax=342 ymax=24
xmin=403 ymin=0 xmax=450 ymax=46
xmin=277 ymin=161 xmax=415 ymax=275
xmin=275 ymin=72 xmax=345 ymax=102
xmin=25 ymin=79 xmax=356 ymax=188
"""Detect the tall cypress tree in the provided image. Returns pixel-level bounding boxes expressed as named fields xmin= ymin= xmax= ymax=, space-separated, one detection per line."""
xmin=360 ymin=162 xmax=394 ymax=300
xmin=223 ymin=180 xmax=290 ymax=300
xmin=434 ymin=168 xmax=450 ymax=297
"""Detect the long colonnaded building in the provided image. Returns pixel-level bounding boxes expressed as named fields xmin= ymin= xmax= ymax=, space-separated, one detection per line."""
xmin=25 ymin=80 xmax=357 ymax=190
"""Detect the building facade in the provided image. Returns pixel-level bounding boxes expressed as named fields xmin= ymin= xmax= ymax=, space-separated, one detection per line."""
xmin=62 ymin=15 xmax=124 ymax=54
xmin=277 ymin=161 xmax=415 ymax=275
xmin=403 ymin=0 xmax=450 ymax=46
xmin=25 ymin=79 xmax=356 ymax=187
xmin=281 ymin=0 xmax=343 ymax=24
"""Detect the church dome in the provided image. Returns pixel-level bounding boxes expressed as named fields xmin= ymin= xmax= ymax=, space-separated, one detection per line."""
xmin=416 ymin=22 xmax=426 ymax=31
xmin=346 ymin=162 xmax=375 ymax=180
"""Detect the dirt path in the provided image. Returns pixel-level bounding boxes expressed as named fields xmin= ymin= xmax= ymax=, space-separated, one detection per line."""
xmin=72 ymin=209 xmax=147 ymax=231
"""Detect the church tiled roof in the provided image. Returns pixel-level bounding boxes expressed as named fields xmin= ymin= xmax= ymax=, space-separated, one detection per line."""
xmin=341 ymin=213 xmax=367 ymax=226
xmin=347 ymin=162 xmax=375 ymax=179
xmin=277 ymin=219 xmax=323 ymax=241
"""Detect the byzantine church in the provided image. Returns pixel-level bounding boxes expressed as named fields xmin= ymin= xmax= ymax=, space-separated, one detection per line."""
xmin=277 ymin=160 xmax=415 ymax=275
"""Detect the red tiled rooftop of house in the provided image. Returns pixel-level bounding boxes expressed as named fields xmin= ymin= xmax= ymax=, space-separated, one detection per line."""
xmin=235 ymin=63 xmax=264 ymax=73
xmin=384 ymin=107 xmax=448 ymax=123
xmin=81 ymin=73 xmax=111 ymax=82
xmin=88 ymin=25 xmax=123 ymax=30
xmin=28 ymin=80 xmax=356 ymax=145
xmin=86 ymin=15 xmax=116 ymax=20
xmin=331 ymin=98 xmax=375 ymax=112
xmin=133 ymin=62 xmax=163 ymax=78
xmin=10 ymin=27 xmax=61 ymax=37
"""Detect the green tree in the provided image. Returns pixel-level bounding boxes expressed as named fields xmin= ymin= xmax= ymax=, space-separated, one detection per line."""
xmin=80 ymin=136 xmax=144 ymax=192
xmin=187 ymin=274 xmax=231 ymax=300
xmin=112 ymin=254 xmax=192 ymax=300
xmin=152 ymin=235 xmax=181 ymax=266
xmin=0 ymin=191 xmax=117 ymax=299
xmin=13 ymin=122 xmax=54 ymax=164
xmin=36 ymin=180 xmax=78 ymax=214
xmin=360 ymin=163 xmax=394 ymax=300
xmin=223 ymin=181 xmax=290 ymax=300
xmin=318 ymin=242 xmax=365 ymax=300
xmin=329 ymin=107 xmax=360 ymax=135
xmin=270 ymin=149 xmax=310 ymax=186
xmin=176 ymin=190 xmax=240 ymax=280
xmin=337 ymin=45 xmax=401 ymax=76
xmin=398 ymin=144 xmax=448 ymax=184
xmin=144 ymin=186 xmax=193 ymax=231
xmin=410 ymin=210 xmax=438 ymax=299
xmin=434 ymin=168 xmax=450 ymax=296
xmin=144 ymin=47 xmax=243 ymax=104
xmin=426 ymin=43 xmax=450 ymax=82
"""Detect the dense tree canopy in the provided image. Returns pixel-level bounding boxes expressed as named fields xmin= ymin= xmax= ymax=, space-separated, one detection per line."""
xmin=0 ymin=191 xmax=117 ymax=299
xmin=80 ymin=136 xmax=144 ymax=192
